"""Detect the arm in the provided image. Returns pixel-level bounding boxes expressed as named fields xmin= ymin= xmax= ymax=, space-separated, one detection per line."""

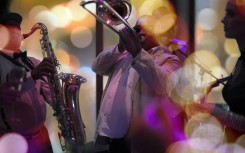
xmin=212 ymin=106 xmax=245 ymax=133
xmin=92 ymin=45 xmax=126 ymax=76
xmin=28 ymin=57 xmax=53 ymax=106
xmin=132 ymin=49 xmax=180 ymax=95
xmin=190 ymin=103 xmax=245 ymax=133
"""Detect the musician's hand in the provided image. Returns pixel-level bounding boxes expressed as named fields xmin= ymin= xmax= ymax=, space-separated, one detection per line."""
xmin=118 ymin=27 xmax=142 ymax=57
xmin=31 ymin=57 xmax=56 ymax=81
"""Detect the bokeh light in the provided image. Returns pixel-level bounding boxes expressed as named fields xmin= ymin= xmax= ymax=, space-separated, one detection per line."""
xmin=225 ymin=56 xmax=238 ymax=74
xmin=29 ymin=5 xmax=49 ymax=20
xmin=196 ymin=32 xmax=219 ymax=52
xmin=0 ymin=133 xmax=28 ymax=153
xmin=51 ymin=5 xmax=73 ymax=28
xmin=55 ymin=48 xmax=70 ymax=66
xmin=77 ymin=66 xmax=96 ymax=89
xmin=67 ymin=0 xmax=90 ymax=21
xmin=70 ymin=26 xmax=93 ymax=48
xmin=214 ymin=143 xmax=245 ymax=153
xmin=184 ymin=114 xmax=224 ymax=150
xmin=197 ymin=8 xmax=219 ymax=31
xmin=35 ymin=10 xmax=58 ymax=32
xmin=138 ymin=0 xmax=174 ymax=17
xmin=224 ymin=39 xmax=240 ymax=57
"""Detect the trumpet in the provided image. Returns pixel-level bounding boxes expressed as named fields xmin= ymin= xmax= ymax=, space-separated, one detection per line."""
xmin=80 ymin=0 xmax=133 ymax=34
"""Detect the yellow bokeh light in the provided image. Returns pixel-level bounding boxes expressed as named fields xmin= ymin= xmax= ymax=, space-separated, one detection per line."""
xmin=225 ymin=56 xmax=238 ymax=74
xmin=51 ymin=5 xmax=73 ymax=28
xmin=55 ymin=49 xmax=70 ymax=66
xmin=29 ymin=5 xmax=49 ymax=20
xmin=35 ymin=10 xmax=58 ymax=32
xmin=67 ymin=0 xmax=90 ymax=21
xmin=224 ymin=39 xmax=240 ymax=57
xmin=174 ymin=50 xmax=222 ymax=102
xmin=138 ymin=0 xmax=174 ymax=17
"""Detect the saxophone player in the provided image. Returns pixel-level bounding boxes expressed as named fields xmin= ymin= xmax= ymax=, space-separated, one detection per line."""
xmin=0 ymin=12 xmax=56 ymax=153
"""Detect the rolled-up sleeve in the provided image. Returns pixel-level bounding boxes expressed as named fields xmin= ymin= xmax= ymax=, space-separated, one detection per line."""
xmin=92 ymin=45 xmax=125 ymax=76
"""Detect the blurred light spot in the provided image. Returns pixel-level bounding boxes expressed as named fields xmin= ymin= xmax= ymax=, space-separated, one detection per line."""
xmin=195 ymin=25 xmax=204 ymax=44
xmin=35 ymin=10 xmax=58 ymax=32
xmin=67 ymin=0 xmax=90 ymax=21
xmin=196 ymin=32 xmax=219 ymax=52
xmin=0 ymin=133 xmax=28 ymax=153
xmin=225 ymin=56 xmax=238 ymax=74
xmin=208 ymin=66 xmax=228 ymax=92
xmin=197 ymin=8 xmax=218 ymax=31
xmin=224 ymin=39 xmax=240 ymax=57
xmin=185 ymin=114 xmax=224 ymax=149
xmin=29 ymin=5 xmax=49 ymax=20
xmin=0 ymin=26 xmax=9 ymax=49
xmin=236 ymin=134 xmax=245 ymax=149
xmin=51 ymin=5 xmax=73 ymax=28
xmin=138 ymin=0 xmax=174 ymax=16
xmin=55 ymin=49 xmax=70 ymax=65
xmin=184 ymin=50 xmax=221 ymax=93
xmin=59 ymin=64 xmax=72 ymax=73
xmin=166 ymin=140 xmax=193 ymax=153
xmin=70 ymin=26 xmax=93 ymax=48
xmin=57 ymin=41 xmax=70 ymax=52
xmin=77 ymin=66 xmax=96 ymax=89
xmin=69 ymin=55 xmax=81 ymax=72
xmin=188 ymin=50 xmax=221 ymax=73
xmin=153 ymin=14 xmax=176 ymax=36
xmin=214 ymin=143 xmax=245 ymax=153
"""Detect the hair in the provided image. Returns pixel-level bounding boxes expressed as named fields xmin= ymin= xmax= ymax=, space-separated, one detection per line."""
xmin=229 ymin=0 xmax=245 ymax=17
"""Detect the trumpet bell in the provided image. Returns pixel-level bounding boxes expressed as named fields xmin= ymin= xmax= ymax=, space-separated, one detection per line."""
xmin=81 ymin=0 xmax=132 ymax=34
xmin=97 ymin=1 xmax=131 ymax=26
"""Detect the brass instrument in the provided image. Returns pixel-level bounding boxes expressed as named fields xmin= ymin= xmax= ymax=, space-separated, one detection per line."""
xmin=80 ymin=0 xmax=133 ymax=34
xmin=23 ymin=23 xmax=87 ymax=153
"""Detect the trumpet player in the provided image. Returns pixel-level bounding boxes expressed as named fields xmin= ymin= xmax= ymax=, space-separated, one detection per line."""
xmin=0 ymin=12 xmax=55 ymax=153
xmin=92 ymin=15 xmax=181 ymax=153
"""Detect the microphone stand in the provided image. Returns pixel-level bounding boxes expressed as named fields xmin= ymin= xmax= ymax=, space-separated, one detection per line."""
xmin=171 ymin=39 xmax=227 ymax=103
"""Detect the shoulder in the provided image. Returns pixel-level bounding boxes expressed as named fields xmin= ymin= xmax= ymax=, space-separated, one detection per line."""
xmin=153 ymin=46 xmax=179 ymax=61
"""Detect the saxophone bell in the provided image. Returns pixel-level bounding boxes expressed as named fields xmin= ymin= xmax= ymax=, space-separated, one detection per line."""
xmin=24 ymin=22 xmax=87 ymax=152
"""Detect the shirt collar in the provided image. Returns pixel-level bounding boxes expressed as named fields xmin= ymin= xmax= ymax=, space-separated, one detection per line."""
xmin=0 ymin=49 xmax=21 ymax=58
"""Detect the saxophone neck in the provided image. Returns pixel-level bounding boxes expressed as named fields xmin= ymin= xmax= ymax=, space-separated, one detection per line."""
xmin=23 ymin=23 xmax=47 ymax=39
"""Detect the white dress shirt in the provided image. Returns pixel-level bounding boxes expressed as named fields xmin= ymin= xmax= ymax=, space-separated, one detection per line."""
xmin=92 ymin=45 xmax=181 ymax=140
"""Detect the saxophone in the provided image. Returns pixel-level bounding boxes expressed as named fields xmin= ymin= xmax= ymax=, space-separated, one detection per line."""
xmin=23 ymin=23 xmax=87 ymax=153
